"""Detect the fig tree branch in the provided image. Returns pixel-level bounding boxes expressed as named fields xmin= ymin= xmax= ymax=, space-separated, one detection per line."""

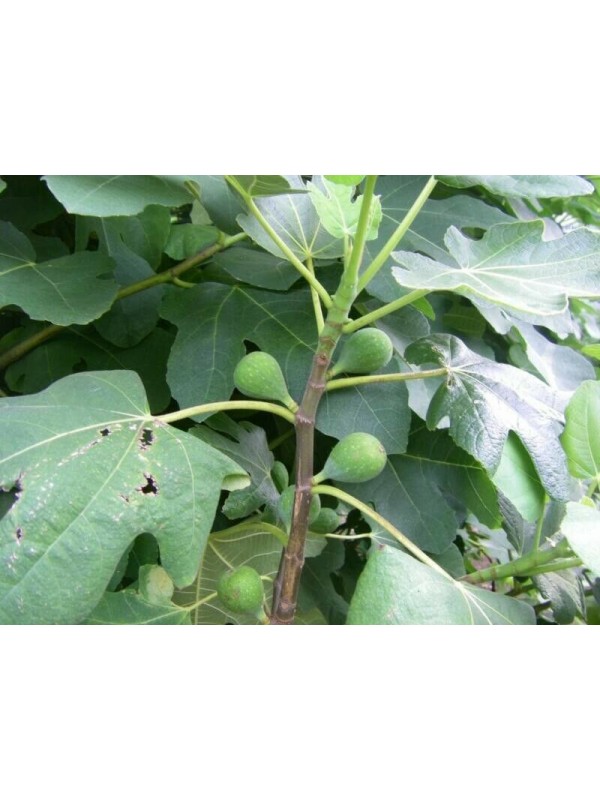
xmin=357 ymin=176 xmax=437 ymax=292
xmin=0 ymin=234 xmax=247 ymax=371
xmin=325 ymin=367 xmax=447 ymax=392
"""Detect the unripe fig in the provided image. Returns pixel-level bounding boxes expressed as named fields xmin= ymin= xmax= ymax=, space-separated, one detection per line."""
xmin=217 ymin=566 xmax=265 ymax=615
xmin=310 ymin=507 xmax=340 ymax=534
xmin=328 ymin=329 xmax=393 ymax=378
xmin=313 ymin=432 xmax=387 ymax=484
xmin=233 ymin=352 xmax=298 ymax=411
xmin=278 ymin=484 xmax=321 ymax=529
xmin=270 ymin=460 xmax=289 ymax=493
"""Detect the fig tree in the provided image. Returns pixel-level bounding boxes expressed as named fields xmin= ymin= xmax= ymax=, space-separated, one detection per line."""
xmin=217 ymin=565 xmax=265 ymax=615
xmin=313 ymin=432 xmax=387 ymax=484
xmin=328 ymin=328 xmax=393 ymax=378
xmin=233 ymin=351 xmax=298 ymax=411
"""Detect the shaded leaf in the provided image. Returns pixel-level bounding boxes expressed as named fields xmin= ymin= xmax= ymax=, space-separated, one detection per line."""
xmin=299 ymin=539 xmax=348 ymax=625
xmin=88 ymin=218 xmax=164 ymax=347
xmin=164 ymin=224 xmax=219 ymax=260
xmin=5 ymin=327 xmax=174 ymax=413
xmin=404 ymin=427 xmax=500 ymax=528
xmin=190 ymin=415 xmax=279 ymax=520
xmin=498 ymin=492 xmax=536 ymax=555
xmin=406 ymin=334 xmax=570 ymax=501
xmin=0 ymin=176 xmax=63 ymax=228
xmin=391 ymin=221 xmax=600 ymax=317
xmin=318 ymin=356 xmax=411 ymax=455
xmin=347 ymin=545 xmax=535 ymax=624
xmin=345 ymin=455 xmax=459 ymax=554
xmin=0 ymin=371 xmax=248 ymax=624
xmin=43 ymin=175 xmax=193 ymax=216
xmin=160 ymin=283 xmax=316 ymax=414
xmin=437 ymin=175 xmax=594 ymax=199
xmin=191 ymin=176 xmax=245 ymax=234
xmin=533 ymin=570 xmax=585 ymax=624
xmin=211 ymin=247 xmax=299 ymax=290
xmin=0 ymin=221 xmax=118 ymax=325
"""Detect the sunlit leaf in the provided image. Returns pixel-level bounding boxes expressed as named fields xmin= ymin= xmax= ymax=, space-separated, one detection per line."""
xmin=561 ymin=381 xmax=600 ymax=482
xmin=237 ymin=176 xmax=345 ymax=261
xmin=391 ymin=221 xmax=600 ymax=317
xmin=307 ymin=177 xmax=382 ymax=240
xmin=561 ymin=501 xmax=600 ymax=574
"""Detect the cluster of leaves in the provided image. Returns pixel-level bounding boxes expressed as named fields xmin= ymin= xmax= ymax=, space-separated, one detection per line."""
xmin=1 ymin=174 xmax=599 ymax=625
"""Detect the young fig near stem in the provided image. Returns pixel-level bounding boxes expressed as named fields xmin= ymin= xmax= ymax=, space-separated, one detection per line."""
xmin=278 ymin=484 xmax=321 ymax=530
xmin=313 ymin=432 xmax=387 ymax=485
xmin=233 ymin=351 xmax=298 ymax=411
xmin=310 ymin=507 xmax=340 ymax=534
xmin=328 ymin=328 xmax=393 ymax=378
xmin=217 ymin=566 xmax=265 ymax=616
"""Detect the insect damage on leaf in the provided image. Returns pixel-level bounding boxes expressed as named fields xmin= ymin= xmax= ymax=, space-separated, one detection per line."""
xmin=139 ymin=429 xmax=154 ymax=450
xmin=137 ymin=473 xmax=159 ymax=495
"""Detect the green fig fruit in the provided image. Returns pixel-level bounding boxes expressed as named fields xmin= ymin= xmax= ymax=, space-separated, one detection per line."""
xmin=310 ymin=507 xmax=340 ymax=534
xmin=217 ymin=566 xmax=265 ymax=615
xmin=328 ymin=329 xmax=393 ymax=378
xmin=278 ymin=484 xmax=321 ymax=529
xmin=233 ymin=351 xmax=298 ymax=411
xmin=270 ymin=461 xmax=289 ymax=493
xmin=313 ymin=432 xmax=387 ymax=484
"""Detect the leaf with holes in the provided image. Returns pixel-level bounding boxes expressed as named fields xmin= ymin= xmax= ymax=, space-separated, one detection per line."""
xmin=346 ymin=545 xmax=535 ymax=624
xmin=405 ymin=334 xmax=570 ymax=501
xmin=0 ymin=221 xmax=118 ymax=325
xmin=0 ymin=371 xmax=249 ymax=624
xmin=391 ymin=221 xmax=600 ymax=317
